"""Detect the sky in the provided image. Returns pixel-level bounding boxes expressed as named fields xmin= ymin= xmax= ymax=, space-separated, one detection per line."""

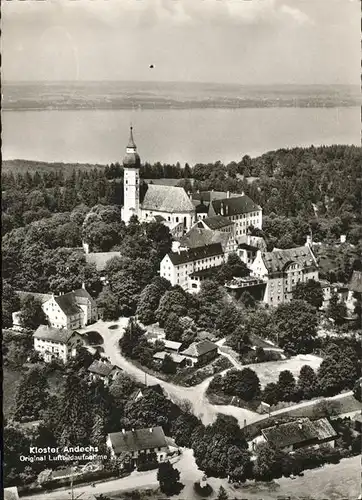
xmin=2 ymin=0 xmax=360 ymax=85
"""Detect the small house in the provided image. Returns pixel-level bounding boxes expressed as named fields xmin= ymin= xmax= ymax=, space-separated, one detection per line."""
xmin=87 ymin=359 xmax=123 ymax=386
xmin=181 ymin=340 xmax=218 ymax=366
xmin=152 ymin=351 xmax=187 ymax=368
xmin=107 ymin=427 xmax=169 ymax=466
xmin=250 ymin=418 xmax=337 ymax=453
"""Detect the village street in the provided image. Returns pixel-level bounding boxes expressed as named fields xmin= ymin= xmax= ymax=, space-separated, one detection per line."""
xmin=22 ymin=451 xmax=361 ymax=500
xmin=80 ymin=319 xmax=324 ymax=428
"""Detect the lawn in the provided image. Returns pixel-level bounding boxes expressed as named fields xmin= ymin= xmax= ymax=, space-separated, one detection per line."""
xmin=247 ymin=354 xmax=323 ymax=388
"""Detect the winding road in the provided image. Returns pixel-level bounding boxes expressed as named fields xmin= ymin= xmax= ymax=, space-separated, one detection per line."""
xmin=82 ymin=319 xmax=325 ymax=428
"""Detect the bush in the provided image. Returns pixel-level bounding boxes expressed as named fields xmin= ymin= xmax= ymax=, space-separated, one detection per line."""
xmin=193 ymin=481 xmax=213 ymax=497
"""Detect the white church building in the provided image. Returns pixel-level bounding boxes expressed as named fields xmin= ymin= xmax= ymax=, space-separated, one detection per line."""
xmin=121 ymin=127 xmax=195 ymax=233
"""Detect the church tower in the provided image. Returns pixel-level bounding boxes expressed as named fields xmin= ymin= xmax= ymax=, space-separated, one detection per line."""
xmin=122 ymin=126 xmax=141 ymax=223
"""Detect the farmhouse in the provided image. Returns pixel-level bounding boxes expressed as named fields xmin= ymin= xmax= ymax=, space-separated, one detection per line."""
xmin=87 ymin=359 xmax=123 ymax=386
xmin=250 ymin=418 xmax=337 ymax=453
xmin=33 ymin=326 xmax=84 ymax=363
xmin=106 ymin=427 xmax=169 ymax=466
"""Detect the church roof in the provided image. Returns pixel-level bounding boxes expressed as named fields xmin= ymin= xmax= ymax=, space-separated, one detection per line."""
xmin=141 ymin=184 xmax=194 ymax=213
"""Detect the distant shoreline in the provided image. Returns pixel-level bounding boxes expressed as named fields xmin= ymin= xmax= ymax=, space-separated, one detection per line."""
xmin=3 ymin=103 xmax=360 ymax=112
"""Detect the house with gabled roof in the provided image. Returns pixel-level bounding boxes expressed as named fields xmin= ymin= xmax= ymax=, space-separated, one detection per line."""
xmin=250 ymin=244 xmax=319 ymax=306
xmin=33 ymin=325 xmax=84 ymax=363
xmin=42 ymin=285 xmax=98 ymax=330
xmin=250 ymin=418 xmax=337 ymax=453
xmin=13 ymin=285 xmax=98 ymax=331
xmin=181 ymin=340 xmax=218 ymax=366
xmin=87 ymin=359 xmax=123 ymax=386
xmin=107 ymin=426 xmax=169 ymax=466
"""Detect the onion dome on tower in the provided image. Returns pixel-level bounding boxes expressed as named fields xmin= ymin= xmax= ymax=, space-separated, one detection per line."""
xmin=123 ymin=126 xmax=141 ymax=168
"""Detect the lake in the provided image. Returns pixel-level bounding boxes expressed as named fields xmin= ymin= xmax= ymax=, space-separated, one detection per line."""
xmin=2 ymin=107 xmax=360 ymax=165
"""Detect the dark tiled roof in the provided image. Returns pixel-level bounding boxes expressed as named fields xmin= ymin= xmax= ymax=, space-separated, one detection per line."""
xmin=262 ymin=246 xmax=318 ymax=274
xmin=153 ymin=351 xmax=186 ymax=364
xmin=201 ymin=215 xmax=233 ymax=230
xmin=349 ymin=271 xmax=362 ymax=293
xmin=33 ymin=325 xmax=77 ymax=344
xmin=167 ymin=243 xmax=224 ymax=266
xmin=141 ymin=184 xmax=194 ymax=213
xmin=88 ymin=360 xmax=114 ymax=377
xmin=180 ymin=228 xmax=230 ymax=250
xmin=85 ymin=252 xmax=122 ymax=272
xmin=211 ymin=195 xmax=261 ymax=217
xmin=262 ymin=418 xmax=337 ymax=449
xmin=153 ymin=215 xmax=166 ymax=222
xmin=108 ymin=426 xmax=167 ymax=454
xmin=189 ymin=265 xmax=222 ymax=278
xmin=195 ymin=203 xmax=209 ymax=214
xmin=192 ymin=191 xmax=240 ymax=203
xmin=238 ymin=243 xmax=259 ymax=252
xmin=181 ymin=340 xmax=218 ymax=358
xmin=73 ymin=287 xmax=95 ymax=304
xmin=54 ymin=293 xmax=81 ymax=316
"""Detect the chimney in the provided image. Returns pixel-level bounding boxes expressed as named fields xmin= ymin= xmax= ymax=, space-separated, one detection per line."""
xmin=227 ymin=191 xmax=230 ymax=199
xmin=82 ymin=282 xmax=86 ymax=289
xmin=122 ymin=429 xmax=126 ymax=434
xmin=243 ymin=419 xmax=247 ymax=428
xmin=149 ymin=427 xmax=153 ymax=433
xmin=340 ymin=234 xmax=346 ymax=244
xmin=131 ymin=428 xmax=135 ymax=432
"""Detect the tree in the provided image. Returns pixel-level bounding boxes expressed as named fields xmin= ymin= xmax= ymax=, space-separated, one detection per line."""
xmin=14 ymin=367 xmax=51 ymax=421
xmin=216 ymin=253 xmax=250 ymax=284
xmin=110 ymin=271 xmax=141 ymax=316
xmin=327 ymin=292 xmax=347 ymax=325
xmin=262 ymin=382 xmax=280 ymax=406
xmin=223 ymin=368 xmax=261 ymax=402
xmin=157 ymin=461 xmax=181 ymax=495
xmin=2 ymin=282 xmax=20 ymax=328
xmin=240 ymin=291 xmax=256 ymax=308
xmin=44 ymin=372 xmax=93 ymax=446
xmin=297 ymin=365 xmax=318 ymax=400
xmin=119 ymin=318 xmax=146 ymax=357
xmin=214 ymin=302 xmax=242 ymax=338
xmin=164 ymin=313 xmax=184 ymax=342
xmin=277 ymin=370 xmax=296 ymax=402
xmin=136 ymin=283 xmax=162 ymax=325
xmin=254 ymin=442 xmax=285 ymax=480
xmin=156 ymin=290 xmax=188 ymax=326
xmin=292 ymin=279 xmax=324 ymax=309
xmin=3 ymin=424 xmax=32 ymax=486
xmin=161 ymin=354 xmax=177 ymax=374
xmin=318 ymin=352 xmax=358 ymax=396
xmin=271 ymin=300 xmax=318 ymax=354
xmin=216 ymin=486 xmax=229 ymax=500
xmin=19 ymin=295 xmax=48 ymax=330
xmin=353 ymin=378 xmax=362 ymax=402
xmin=97 ymin=290 xmax=119 ymax=320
